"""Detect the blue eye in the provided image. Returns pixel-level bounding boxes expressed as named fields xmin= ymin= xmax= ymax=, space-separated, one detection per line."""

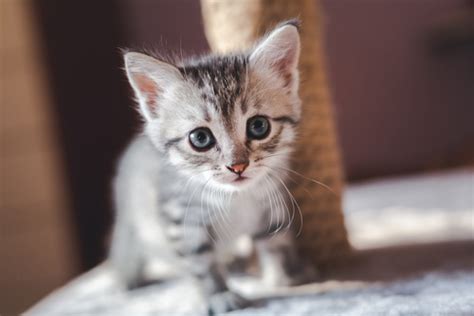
xmin=247 ymin=116 xmax=270 ymax=140
xmin=189 ymin=127 xmax=215 ymax=151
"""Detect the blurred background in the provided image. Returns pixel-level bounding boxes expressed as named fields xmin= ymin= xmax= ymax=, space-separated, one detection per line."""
xmin=1 ymin=0 xmax=473 ymax=314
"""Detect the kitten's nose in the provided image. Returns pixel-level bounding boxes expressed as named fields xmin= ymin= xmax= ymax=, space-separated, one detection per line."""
xmin=226 ymin=161 xmax=249 ymax=175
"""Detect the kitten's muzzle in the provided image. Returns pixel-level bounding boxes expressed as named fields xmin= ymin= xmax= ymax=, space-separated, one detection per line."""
xmin=226 ymin=161 xmax=249 ymax=176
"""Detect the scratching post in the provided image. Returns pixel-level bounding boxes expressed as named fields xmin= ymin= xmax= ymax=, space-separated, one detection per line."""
xmin=201 ymin=0 xmax=351 ymax=270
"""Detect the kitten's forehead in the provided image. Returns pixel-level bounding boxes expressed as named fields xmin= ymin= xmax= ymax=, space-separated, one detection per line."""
xmin=179 ymin=55 xmax=248 ymax=127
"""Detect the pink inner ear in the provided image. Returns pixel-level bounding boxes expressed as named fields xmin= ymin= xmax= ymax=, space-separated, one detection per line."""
xmin=135 ymin=73 xmax=160 ymax=113
xmin=274 ymin=48 xmax=297 ymax=88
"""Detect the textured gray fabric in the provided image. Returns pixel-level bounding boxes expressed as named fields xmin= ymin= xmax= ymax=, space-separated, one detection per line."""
xmin=232 ymin=272 xmax=474 ymax=316
xmin=27 ymin=168 xmax=474 ymax=315
xmin=27 ymin=268 xmax=474 ymax=316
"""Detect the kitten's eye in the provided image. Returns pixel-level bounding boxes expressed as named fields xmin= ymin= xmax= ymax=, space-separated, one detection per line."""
xmin=189 ymin=127 xmax=215 ymax=151
xmin=247 ymin=116 xmax=271 ymax=140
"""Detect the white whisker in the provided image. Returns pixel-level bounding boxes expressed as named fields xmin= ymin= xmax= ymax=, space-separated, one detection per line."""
xmin=268 ymin=171 xmax=304 ymax=237
xmin=273 ymin=165 xmax=336 ymax=195
xmin=200 ymin=179 xmax=217 ymax=244
xmin=211 ymin=186 xmax=232 ymax=241
xmin=262 ymin=174 xmax=276 ymax=233
xmin=183 ymin=172 xmax=212 ymax=242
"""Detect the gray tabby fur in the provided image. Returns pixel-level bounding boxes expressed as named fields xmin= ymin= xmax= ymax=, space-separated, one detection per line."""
xmin=110 ymin=20 xmax=312 ymax=314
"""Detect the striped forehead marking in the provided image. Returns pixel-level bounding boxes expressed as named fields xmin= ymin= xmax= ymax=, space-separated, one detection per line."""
xmin=179 ymin=55 xmax=248 ymax=129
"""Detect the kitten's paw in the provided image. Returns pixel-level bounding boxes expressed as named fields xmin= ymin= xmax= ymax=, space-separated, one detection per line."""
xmin=143 ymin=258 xmax=181 ymax=280
xmin=208 ymin=291 xmax=250 ymax=315
xmin=123 ymin=258 xmax=181 ymax=290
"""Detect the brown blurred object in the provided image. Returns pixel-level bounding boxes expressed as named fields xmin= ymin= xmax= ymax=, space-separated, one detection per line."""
xmin=429 ymin=0 xmax=474 ymax=55
xmin=201 ymin=0 xmax=351 ymax=270
xmin=0 ymin=0 xmax=79 ymax=314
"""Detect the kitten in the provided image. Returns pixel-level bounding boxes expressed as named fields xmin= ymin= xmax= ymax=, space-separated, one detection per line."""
xmin=110 ymin=20 xmax=311 ymax=314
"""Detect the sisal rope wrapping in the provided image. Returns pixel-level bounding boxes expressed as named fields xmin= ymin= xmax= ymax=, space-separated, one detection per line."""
xmin=201 ymin=0 xmax=351 ymax=270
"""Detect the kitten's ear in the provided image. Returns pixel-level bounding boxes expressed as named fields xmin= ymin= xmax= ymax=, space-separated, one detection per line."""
xmin=124 ymin=52 xmax=182 ymax=121
xmin=250 ymin=21 xmax=301 ymax=86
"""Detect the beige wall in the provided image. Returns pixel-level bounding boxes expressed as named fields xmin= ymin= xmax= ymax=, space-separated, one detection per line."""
xmin=0 ymin=0 xmax=79 ymax=314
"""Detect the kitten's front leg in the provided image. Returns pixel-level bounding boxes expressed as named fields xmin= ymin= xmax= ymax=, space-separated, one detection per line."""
xmin=255 ymin=230 xmax=316 ymax=287
xmin=110 ymin=216 xmax=182 ymax=288
xmin=178 ymin=224 xmax=250 ymax=315
xmin=198 ymin=261 xmax=250 ymax=316
xmin=109 ymin=137 xmax=181 ymax=288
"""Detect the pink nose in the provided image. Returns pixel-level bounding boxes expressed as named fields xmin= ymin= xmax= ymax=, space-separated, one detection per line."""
xmin=226 ymin=162 xmax=249 ymax=175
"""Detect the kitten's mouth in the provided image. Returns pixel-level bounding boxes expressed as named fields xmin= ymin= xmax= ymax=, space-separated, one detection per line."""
xmin=214 ymin=175 xmax=254 ymax=189
xmin=233 ymin=176 xmax=249 ymax=183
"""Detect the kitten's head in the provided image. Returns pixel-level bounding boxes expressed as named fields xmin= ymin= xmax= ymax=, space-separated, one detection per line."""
xmin=124 ymin=21 xmax=301 ymax=191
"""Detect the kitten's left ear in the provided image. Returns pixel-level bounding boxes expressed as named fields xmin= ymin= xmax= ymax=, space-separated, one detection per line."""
xmin=250 ymin=20 xmax=301 ymax=85
xmin=124 ymin=52 xmax=183 ymax=121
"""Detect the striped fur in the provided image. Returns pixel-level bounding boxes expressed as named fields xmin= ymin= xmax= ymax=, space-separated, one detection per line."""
xmin=110 ymin=21 xmax=312 ymax=314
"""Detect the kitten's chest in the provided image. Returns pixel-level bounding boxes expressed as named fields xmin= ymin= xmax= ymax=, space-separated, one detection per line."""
xmin=156 ymin=165 xmax=278 ymax=239
xmin=213 ymin=193 xmax=266 ymax=238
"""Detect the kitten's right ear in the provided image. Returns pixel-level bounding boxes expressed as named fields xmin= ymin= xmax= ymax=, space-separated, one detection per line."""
xmin=124 ymin=52 xmax=182 ymax=121
xmin=249 ymin=21 xmax=300 ymax=88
